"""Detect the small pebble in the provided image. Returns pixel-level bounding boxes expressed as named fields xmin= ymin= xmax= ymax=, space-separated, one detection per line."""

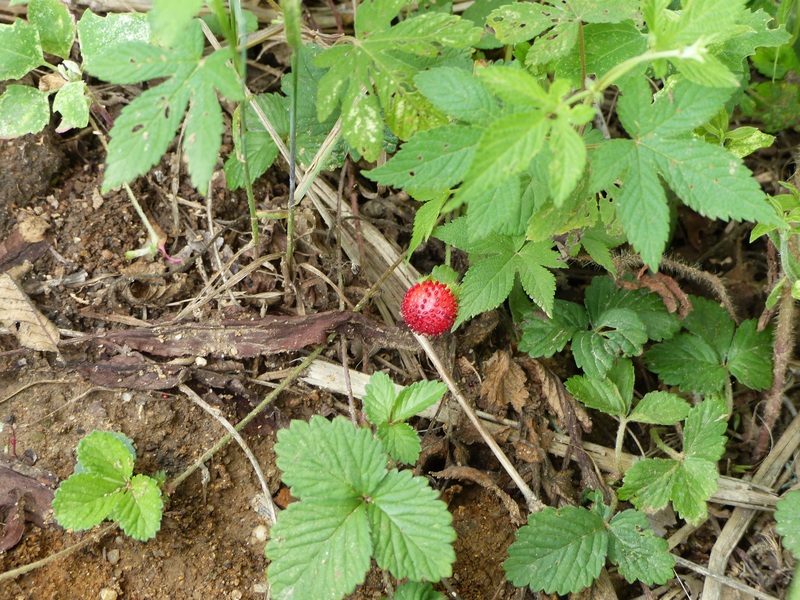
xmin=252 ymin=525 xmax=268 ymax=543
xmin=230 ymin=592 xmax=242 ymax=600
xmin=99 ymin=589 xmax=117 ymax=600
xmin=106 ymin=549 xmax=120 ymax=565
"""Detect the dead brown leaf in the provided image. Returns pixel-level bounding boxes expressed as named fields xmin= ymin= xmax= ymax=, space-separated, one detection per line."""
xmin=521 ymin=356 xmax=591 ymax=432
xmin=0 ymin=272 xmax=60 ymax=353
xmin=0 ymin=456 xmax=57 ymax=552
xmin=480 ymin=350 xmax=529 ymax=414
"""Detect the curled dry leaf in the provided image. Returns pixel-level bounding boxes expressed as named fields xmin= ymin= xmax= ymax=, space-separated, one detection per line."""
xmin=480 ymin=350 xmax=529 ymax=414
xmin=432 ymin=465 xmax=524 ymax=526
xmin=0 ymin=272 xmax=60 ymax=353
xmin=521 ymin=356 xmax=592 ymax=432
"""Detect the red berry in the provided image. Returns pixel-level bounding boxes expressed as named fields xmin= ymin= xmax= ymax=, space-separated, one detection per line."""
xmin=401 ymin=280 xmax=458 ymax=337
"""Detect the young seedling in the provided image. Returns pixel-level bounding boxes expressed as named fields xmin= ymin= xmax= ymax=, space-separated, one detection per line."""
xmin=52 ymin=431 xmax=164 ymax=542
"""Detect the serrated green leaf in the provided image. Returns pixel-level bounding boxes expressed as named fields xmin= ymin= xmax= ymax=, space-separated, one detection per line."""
xmin=53 ymin=474 xmax=124 ymax=531
xmin=596 ymin=308 xmax=649 ymax=356
xmin=183 ymin=82 xmax=222 ymax=195
xmin=456 ymin=110 xmax=548 ymax=204
xmin=275 ymin=416 xmax=388 ymax=499
xmin=366 ymin=125 xmax=480 ymax=195
xmin=102 ymin=78 xmax=190 ymax=192
xmin=776 ymin=490 xmax=800 ymax=559
xmin=593 ymin=77 xmax=779 ymax=269
xmin=377 ymin=422 xmax=422 ymax=465
xmin=682 ymin=297 xmax=735 ymax=358
xmin=409 ymin=192 xmax=448 ymax=254
xmin=456 ymin=248 xmax=517 ymax=327
xmin=629 ymin=391 xmax=690 ymax=425
xmin=487 ymin=3 xmax=553 ymax=45
xmin=148 ymin=0 xmax=203 ymax=47
xmin=52 ymin=81 xmax=89 ymax=133
xmin=645 ymin=333 xmax=727 ymax=393
xmin=556 ymin=21 xmax=648 ymax=82
xmin=363 ymin=371 xmax=398 ymax=426
xmin=548 ymin=119 xmax=586 ymax=206
xmin=683 ymin=395 xmax=727 ymax=462
xmin=504 ymin=506 xmax=607 ymax=595
xmin=92 ymin=21 xmax=239 ymax=193
xmin=315 ymin=9 xmax=480 ymax=160
xmin=76 ymin=431 xmax=134 ymax=482
xmin=112 ymin=474 xmax=163 ymax=541
xmin=224 ymin=94 xmax=283 ymax=190
xmin=415 ymin=67 xmax=498 ymax=124
xmin=28 ymin=0 xmax=74 ymax=58
xmin=565 ymin=374 xmax=628 ymax=417
xmin=369 ymin=469 xmax=456 ymax=581
xmin=77 ymin=10 xmax=150 ymax=73
xmin=519 ymin=300 xmax=588 ymax=358
xmin=355 ymin=0 xmax=409 ymax=36
xmin=466 ymin=177 xmax=528 ymax=239
xmin=0 ymin=19 xmax=44 ymax=80
xmin=726 ymin=319 xmax=773 ymax=391
xmin=618 ymin=458 xmax=676 ymax=514
xmin=266 ymin=498 xmax=372 ymax=600
xmin=572 ymin=330 xmax=617 ymax=380
xmin=394 ymin=581 xmax=442 ymax=600
xmin=579 ymin=227 xmax=620 ymax=277
xmin=0 ymin=85 xmax=49 ymax=138
xmin=608 ymin=510 xmax=675 ymax=585
xmin=515 ymin=241 xmax=563 ymax=317
xmin=477 ymin=66 xmax=549 ymax=107
xmin=393 ymin=380 xmax=448 ymax=422
xmin=607 ymin=284 xmax=681 ymax=342
xmin=725 ymin=127 xmax=774 ymax=158
xmin=620 ymin=397 xmax=725 ymax=523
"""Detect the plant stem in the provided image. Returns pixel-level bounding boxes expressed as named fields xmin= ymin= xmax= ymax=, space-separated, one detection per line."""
xmin=614 ymin=417 xmax=627 ymax=478
xmin=754 ymin=277 xmax=796 ymax=460
xmin=285 ymin=46 xmax=299 ymax=277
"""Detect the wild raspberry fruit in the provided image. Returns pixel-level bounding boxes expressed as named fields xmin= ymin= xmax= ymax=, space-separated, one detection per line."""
xmin=401 ymin=280 xmax=458 ymax=337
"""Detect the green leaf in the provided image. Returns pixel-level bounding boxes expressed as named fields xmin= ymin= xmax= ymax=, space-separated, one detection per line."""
xmin=315 ymin=9 xmax=481 ymax=160
xmin=409 ymin=192 xmax=448 ymax=255
xmin=456 ymin=110 xmax=547 ymax=204
xmin=0 ymin=85 xmax=49 ymax=138
xmin=0 ymin=19 xmax=44 ymax=80
xmin=565 ymin=374 xmax=629 ymax=417
xmin=275 ymin=416 xmax=388 ymax=499
xmin=466 ymin=177 xmax=527 ymax=239
xmin=519 ymin=300 xmax=588 ymax=358
xmin=619 ymin=396 xmax=726 ymax=523
xmin=645 ymin=333 xmax=727 ymax=393
xmin=89 ymin=22 xmax=242 ymax=194
xmin=682 ymin=297 xmax=735 ymax=358
xmin=725 ymin=127 xmax=775 ymax=159
xmin=596 ymin=277 xmax=680 ymax=342
xmin=556 ymin=21 xmax=647 ymax=82
xmin=111 ymin=474 xmax=163 ymax=541
xmin=776 ymin=490 xmax=800 ymax=560
xmin=629 ymin=391 xmax=690 ymax=425
xmin=456 ymin=238 xmax=562 ymax=327
xmin=148 ymin=0 xmax=203 ymax=47
xmin=369 ymin=469 xmax=456 ymax=581
xmin=726 ymin=319 xmax=773 ymax=391
xmin=363 ymin=371 xmax=398 ymax=426
xmin=377 ymin=422 xmax=422 ymax=465
xmin=548 ymin=119 xmax=586 ymax=205
xmin=28 ymin=0 xmax=74 ymax=58
xmin=224 ymin=94 xmax=283 ymax=190
xmin=52 ymin=81 xmax=90 ymax=133
xmin=608 ymin=510 xmax=675 ymax=585
xmin=266 ymin=498 xmax=372 ymax=600
xmin=366 ymin=125 xmax=481 ymax=196
xmin=394 ymin=581 xmax=442 ymax=600
xmin=572 ymin=308 xmax=647 ymax=380
xmin=504 ymin=506 xmax=608 ymax=595
xmin=415 ymin=67 xmax=498 ymax=124
xmin=393 ymin=380 xmax=448 ymax=422
xmin=683 ymin=394 xmax=727 ymax=463
xmin=77 ymin=10 xmax=150 ymax=73
xmin=593 ymin=77 xmax=778 ymax=269
xmin=52 ymin=474 xmax=124 ymax=531
xmin=76 ymin=431 xmax=135 ymax=482
xmin=487 ymin=3 xmax=553 ymax=45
